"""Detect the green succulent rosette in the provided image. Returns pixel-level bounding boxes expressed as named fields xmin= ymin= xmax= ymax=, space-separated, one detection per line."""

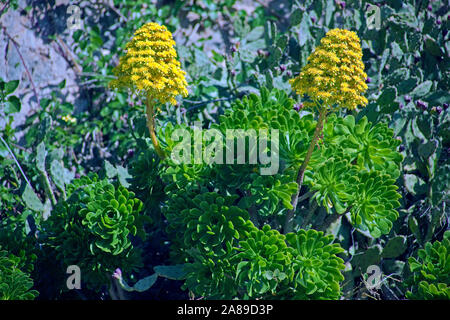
xmin=405 ymin=232 xmax=450 ymax=300
xmin=81 ymin=183 xmax=143 ymax=255
xmin=286 ymin=229 xmax=345 ymax=300
xmin=41 ymin=174 xmax=146 ymax=290
xmin=234 ymin=224 xmax=293 ymax=298
xmin=0 ymin=247 xmax=38 ymax=300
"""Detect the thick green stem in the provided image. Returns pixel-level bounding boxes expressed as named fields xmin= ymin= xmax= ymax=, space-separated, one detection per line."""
xmin=284 ymin=108 xmax=327 ymax=234
xmin=145 ymin=95 xmax=166 ymax=160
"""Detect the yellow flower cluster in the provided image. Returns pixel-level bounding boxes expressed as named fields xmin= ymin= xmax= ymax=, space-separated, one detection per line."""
xmin=289 ymin=28 xmax=368 ymax=110
xmin=110 ymin=22 xmax=188 ymax=105
xmin=62 ymin=114 xmax=76 ymax=124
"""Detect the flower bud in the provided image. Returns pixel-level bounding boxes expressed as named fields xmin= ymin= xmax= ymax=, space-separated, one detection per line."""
xmin=436 ymin=106 xmax=443 ymax=114
xmin=293 ymin=103 xmax=304 ymax=112
xmin=443 ymin=103 xmax=449 ymax=111
xmin=112 ymin=268 xmax=122 ymax=280
xmin=405 ymin=95 xmax=412 ymax=103
xmin=257 ymin=49 xmax=269 ymax=58
xmin=366 ymin=77 xmax=371 ymax=83
xmin=280 ymin=64 xmax=287 ymax=72
xmin=335 ymin=0 xmax=345 ymax=9
xmin=416 ymin=100 xmax=427 ymax=111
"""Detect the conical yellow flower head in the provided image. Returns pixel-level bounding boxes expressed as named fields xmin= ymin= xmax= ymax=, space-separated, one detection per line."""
xmin=289 ymin=28 xmax=368 ymax=110
xmin=110 ymin=22 xmax=188 ymax=105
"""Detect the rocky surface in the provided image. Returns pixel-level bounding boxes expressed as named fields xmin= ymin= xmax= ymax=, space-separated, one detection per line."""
xmin=0 ymin=0 xmax=276 ymax=131
xmin=0 ymin=0 xmax=78 ymax=130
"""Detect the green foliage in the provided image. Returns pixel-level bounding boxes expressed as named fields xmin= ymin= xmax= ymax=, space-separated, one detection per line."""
xmin=164 ymin=189 xmax=254 ymax=298
xmin=40 ymin=174 xmax=147 ymax=290
xmin=0 ymin=215 xmax=38 ymax=274
xmin=80 ymin=183 xmax=144 ymax=255
xmin=0 ymin=0 xmax=447 ymax=301
xmin=405 ymin=232 xmax=450 ymax=300
xmin=324 ymin=115 xmax=403 ymax=178
xmin=286 ymin=229 xmax=345 ymax=300
xmin=0 ymin=247 xmax=38 ymax=300
xmin=345 ymin=170 xmax=402 ymax=238
xmin=234 ymin=225 xmax=293 ymax=298
xmin=308 ymin=157 xmax=352 ymax=214
xmin=0 ymin=78 xmax=21 ymax=116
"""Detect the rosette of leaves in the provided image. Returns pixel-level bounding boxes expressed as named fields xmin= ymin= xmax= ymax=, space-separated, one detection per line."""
xmin=306 ymin=156 xmax=353 ymax=214
xmin=162 ymin=185 xmax=208 ymax=261
xmin=128 ymin=148 xmax=165 ymax=222
xmin=158 ymin=122 xmax=212 ymax=189
xmin=182 ymin=246 xmax=238 ymax=299
xmin=217 ymin=87 xmax=292 ymax=132
xmin=164 ymin=190 xmax=254 ymax=298
xmin=0 ymin=247 xmax=38 ymax=300
xmin=278 ymin=113 xmax=321 ymax=169
xmin=216 ymin=88 xmax=322 ymax=170
xmin=80 ymin=183 xmax=144 ymax=255
xmin=181 ymin=192 xmax=253 ymax=256
xmin=405 ymin=232 xmax=450 ymax=300
xmin=286 ymin=229 xmax=345 ymax=300
xmin=345 ymin=170 xmax=402 ymax=238
xmin=324 ymin=115 xmax=403 ymax=178
xmin=41 ymin=174 xmax=146 ymax=290
xmin=239 ymin=173 xmax=298 ymax=216
xmin=233 ymin=224 xmax=293 ymax=298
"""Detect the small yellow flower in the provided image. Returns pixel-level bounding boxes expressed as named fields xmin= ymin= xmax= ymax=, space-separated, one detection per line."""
xmin=289 ymin=28 xmax=368 ymax=110
xmin=62 ymin=115 xmax=76 ymax=124
xmin=110 ymin=22 xmax=188 ymax=105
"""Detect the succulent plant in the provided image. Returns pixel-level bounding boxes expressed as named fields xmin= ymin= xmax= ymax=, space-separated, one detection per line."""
xmin=241 ymin=173 xmax=298 ymax=216
xmin=0 ymin=247 xmax=38 ymax=300
xmin=345 ymin=170 xmax=402 ymax=238
xmin=307 ymin=157 xmax=353 ymax=214
xmin=164 ymin=190 xmax=254 ymax=298
xmin=324 ymin=115 xmax=403 ymax=178
xmin=41 ymin=174 xmax=147 ymax=290
xmin=405 ymin=232 xmax=450 ymax=300
xmin=80 ymin=183 xmax=144 ymax=255
xmin=286 ymin=229 xmax=345 ymax=300
xmin=234 ymin=224 xmax=293 ymax=298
